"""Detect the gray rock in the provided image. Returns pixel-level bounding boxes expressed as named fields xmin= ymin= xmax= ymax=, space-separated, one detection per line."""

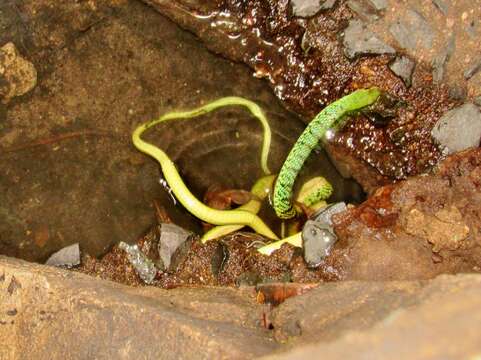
xmin=432 ymin=0 xmax=449 ymax=15
xmin=291 ymin=0 xmax=337 ymax=16
xmin=432 ymin=35 xmax=455 ymax=83
xmin=311 ymin=202 xmax=347 ymax=226
xmin=389 ymin=56 xmax=415 ymax=87
xmin=302 ymin=203 xmax=345 ymax=268
xmin=291 ymin=0 xmax=322 ymax=17
xmin=158 ymin=223 xmax=192 ymax=271
xmin=343 ymin=20 xmax=395 ymax=59
xmin=347 ymin=0 xmax=379 ymax=22
xmin=367 ymin=0 xmax=388 ymax=10
xmin=431 ymin=104 xmax=481 ymax=154
xmin=302 ymin=221 xmax=337 ymax=268
xmin=464 ymin=58 xmax=481 ymax=80
xmin=389 ymin=10 xmax=434 ymax=50
xmin=45 ymin=243 xmax=80 ymax=268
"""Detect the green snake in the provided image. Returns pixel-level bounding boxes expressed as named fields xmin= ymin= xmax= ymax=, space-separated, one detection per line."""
xmin=272 ymin=87 xmax=381 ymax=219
xmin=133 ymin=88 xmax=381 ymax=252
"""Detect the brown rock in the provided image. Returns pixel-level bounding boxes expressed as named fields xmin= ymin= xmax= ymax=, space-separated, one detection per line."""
xmin=0 ymin=256 xmax=276 ymax=359
xmin=265 ymin=274 xmax=481 ymax=359
xmin=404 ymin=207 xmax=470 ymax=252
xmin=0 ymin=42 xmax=37 ymax=102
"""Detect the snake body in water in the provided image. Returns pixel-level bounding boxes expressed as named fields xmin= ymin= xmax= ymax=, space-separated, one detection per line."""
xmin=133 ymin=88 xmax=381 ymax=251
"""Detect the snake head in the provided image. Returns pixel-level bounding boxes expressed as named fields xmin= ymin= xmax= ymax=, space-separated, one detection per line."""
xmin=361 ymin=91 xmax=404 ymax=127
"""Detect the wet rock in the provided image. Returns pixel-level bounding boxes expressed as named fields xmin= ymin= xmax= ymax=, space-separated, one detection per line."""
xmin=303 ymin=202 xmax=346 ymax=268
xmin=302 ymin=221 xmax=337 ymax=268
xmin=388 ymin=56 xmax=415 ymax=87
xmin=431 ymin=103 xmax=481 ymax=154
xmin=343 ymin=20 xmax=395 ymax=59
xmin=0 ymin=42 xmax=37 ymax=102
xmin=347 ymin=0 xmax=379 ymax=22
xmin=45 ymin=243 xmax=80 ymax=268
xmin=157 ymin=223 xmax=192 ymax=271
xmin=389 ymin=10 xmax=434 ymax=50
xmin=118 ymin=242 xmax=158 ymax=283
xmin=404 ymin=207 xmax=470 ymax=253
xmin=311 ymin=202 xmax=347 ymax=226
xmin=291 ymin=0 xmax=337 ymax=17
xmin=432 ymin=35 xmax=455 ymax=83
xmin=464 ymin=58 xmax=481 ymax=80
xmin=432 ymin=0 xmax=449 ymax=15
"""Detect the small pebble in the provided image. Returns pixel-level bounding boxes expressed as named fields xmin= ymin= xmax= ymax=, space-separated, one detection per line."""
xmin=389 ymin=56 xmax=415 ymax=87
xmin=343 ymin=20 xmax=395 ymax=59
xmin=302 ymin=221 xmax=337 ymax=268
xmin=45 ymin=243 xmax=80 ymax=268
xmin=157 ymin=223 xmax=192 ymax=271
xmin=431 ymin=103 xmax=481 ymax=154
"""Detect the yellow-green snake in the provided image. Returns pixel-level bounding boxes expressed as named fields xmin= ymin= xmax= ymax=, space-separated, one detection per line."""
xmin=133 ymin=89 xmax=381 ymax=253
xmin=201 ymin=174 xmax=276 ymax=243
xmin=133 ymin=97 xmax=278 ymax=240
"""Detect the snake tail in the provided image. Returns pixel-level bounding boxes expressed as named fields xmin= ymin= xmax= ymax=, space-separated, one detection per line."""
xmin=273 ymin=87 xmax=381 ymax=219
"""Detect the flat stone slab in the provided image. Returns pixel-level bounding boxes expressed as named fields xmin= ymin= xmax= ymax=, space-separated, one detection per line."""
xmin=1 ymin=256 xmax=481 ymax=359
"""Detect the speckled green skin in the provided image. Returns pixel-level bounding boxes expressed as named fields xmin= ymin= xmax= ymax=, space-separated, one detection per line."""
xmin=273 ymin=88 xmax=381 ymax=219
